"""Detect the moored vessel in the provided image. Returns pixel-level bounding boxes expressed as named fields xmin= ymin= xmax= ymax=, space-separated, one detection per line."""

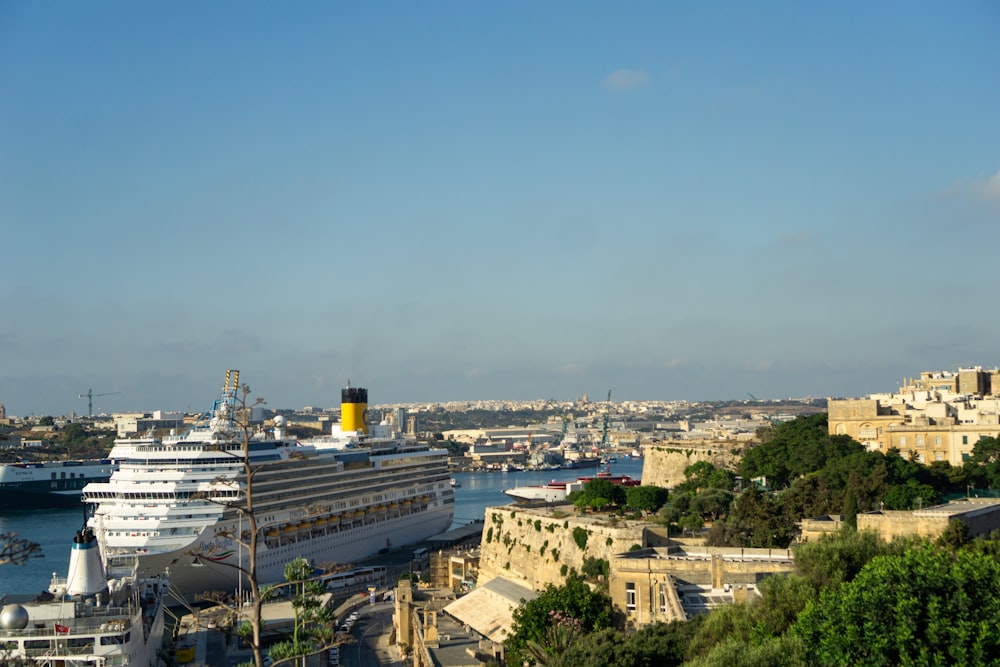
xmin=83 ymin=372 xmax=454 ymax=598
xmin=0 ymin=526 xmax=166 ymax=666
xmin=0 ymin=459 xmax=116 ymax=509
xmin=503 ymin=463 xmax=641 ymax=503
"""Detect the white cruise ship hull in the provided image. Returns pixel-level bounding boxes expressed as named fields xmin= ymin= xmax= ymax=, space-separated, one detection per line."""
xmin=136 ymin=500 xmax=453 ymax=596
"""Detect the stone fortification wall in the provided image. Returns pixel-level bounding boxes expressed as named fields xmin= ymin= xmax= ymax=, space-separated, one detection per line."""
xmin=857 ymin=511 xmax=947 ymax=541
xmin=477 ymin=506 xmax=647 ymax=590
xmin=640 ymin=442 xmax=742 ymax=488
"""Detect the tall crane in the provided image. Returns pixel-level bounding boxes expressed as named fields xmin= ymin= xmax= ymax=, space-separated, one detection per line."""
xmin=600 ymin=388 xmax=612 ymax=450
xmin=78 ymin=389 xmax=120 ymax=417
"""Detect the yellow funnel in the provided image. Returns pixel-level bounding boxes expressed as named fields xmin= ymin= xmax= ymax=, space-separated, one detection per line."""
xmin=341 ymin=386 xmax=368 ymax=434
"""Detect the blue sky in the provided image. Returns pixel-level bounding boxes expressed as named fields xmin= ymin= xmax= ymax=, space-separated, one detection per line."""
xmin=2 ymin=2 xmax=999 ymax=416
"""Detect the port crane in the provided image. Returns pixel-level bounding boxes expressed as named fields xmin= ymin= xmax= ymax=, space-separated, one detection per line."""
xmin=78 ymin=389 xmax=120 ymax=417
xmin=600 ymin=389 xmax=612 ymax=449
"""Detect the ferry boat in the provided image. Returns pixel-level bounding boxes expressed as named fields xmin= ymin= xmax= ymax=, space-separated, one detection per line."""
xmin=0 ymin=526 xmax=166 ymax=666
xmin=83 ymin=372 xmax=454 ymax=598
xmin=503 ymin=463 xmax=641 ymax=502
xmin=0 ymin=459 xmax=116 ymax=509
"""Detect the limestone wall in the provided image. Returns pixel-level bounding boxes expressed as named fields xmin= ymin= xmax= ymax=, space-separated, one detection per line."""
xmin=477 ymin=506 xmax=647 ymax=590
xmin=640 ymin=442 xmax=741 ymax=488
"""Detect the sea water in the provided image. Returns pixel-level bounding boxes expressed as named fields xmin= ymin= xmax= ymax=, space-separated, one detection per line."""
xmin=0 ymin=459 xmax=644 ymax=596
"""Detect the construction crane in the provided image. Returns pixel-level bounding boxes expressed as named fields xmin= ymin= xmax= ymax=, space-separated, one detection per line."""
xmin=78 ymin=389 xmax=120 ymax=417
xmin=600 ymin=389 xmax=612 ymax=450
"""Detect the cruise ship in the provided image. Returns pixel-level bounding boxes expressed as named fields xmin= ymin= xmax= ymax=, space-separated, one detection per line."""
xmin=0 ymin=459 xmax=116 ymax=509
xmin=83 ymin=372 xmax=454 ymax=598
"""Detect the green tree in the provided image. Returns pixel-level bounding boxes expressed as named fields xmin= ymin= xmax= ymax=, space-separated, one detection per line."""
xmin=686 ymin=574 xmax=813 ymax=663
xmin=841 ymin=487 xmax=857 ymax=531
xmin=706 ymin=486 xmax=794 ymax=548
xmin=689 ymin=487 xmax=734 ymax=521
xmin=548 ymin=620 xmax=701 ymax=667
xmin=793 ymin=544 xmax=1000 ymax=666
xmin=580 ymin=556 xmax=609 ymax=582
xmin=965 ymin=435 xmax=1000 ymax=488
xmin=741 ymin=415 xmax=863 ymax=490
xmin=936 ymin=519 xmax=970 ymax=550
xmin=265 ymin=557 xmax=336 ymax=665
xmin=685 ymin=634 xmax=807 ymax=667
xmin=626 ymin=485 xmax=669 ymax=515
xmin=792 ymin=528 xmax=886 ymax=592
xmin=506 ymin=573 xmax=613 ymax=667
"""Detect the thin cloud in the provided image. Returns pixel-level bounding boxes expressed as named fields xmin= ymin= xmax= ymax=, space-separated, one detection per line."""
xmin=603 ymin=68 xmax=648 ymax=91
xmin=973 ymin=170 xmax=1000 ymax=200
xmin=943 ymin=169 xmax=1000 ymax=203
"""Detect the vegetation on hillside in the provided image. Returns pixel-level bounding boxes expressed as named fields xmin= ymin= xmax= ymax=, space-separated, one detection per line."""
xmin=503 ymin=413 xmax=1000 ymax=665
xmin=507 ymin=529 xmax=1000 ymax=666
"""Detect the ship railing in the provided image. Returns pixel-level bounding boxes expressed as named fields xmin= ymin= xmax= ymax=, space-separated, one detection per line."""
xmin=12 ymin=610 xmax=133 ymax=638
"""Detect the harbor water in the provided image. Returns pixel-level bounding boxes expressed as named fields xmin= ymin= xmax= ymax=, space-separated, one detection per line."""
xmin=0 ymin=458 xmax=644 ymax=597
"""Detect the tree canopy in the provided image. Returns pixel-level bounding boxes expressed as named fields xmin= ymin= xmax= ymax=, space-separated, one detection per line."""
xmin=505 ymin=573 xmax=613 ymax=666
xmin=793 ymin=543 xmax=1000 ymax=666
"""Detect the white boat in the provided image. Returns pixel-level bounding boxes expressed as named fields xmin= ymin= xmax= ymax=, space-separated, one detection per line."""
xmin=503 ymin=464 xmax=642 ymax=503
xmin=0 ymin=526 xmax=166 ymax=666
xmin=502 ymin=479 xmax=579 ymax=502
xmin=83 ymin=372 xmax=454 ymax=599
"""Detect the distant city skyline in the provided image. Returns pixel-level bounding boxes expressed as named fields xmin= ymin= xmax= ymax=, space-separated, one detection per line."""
xmin=2 ymin=3 xmax=998 ymax=417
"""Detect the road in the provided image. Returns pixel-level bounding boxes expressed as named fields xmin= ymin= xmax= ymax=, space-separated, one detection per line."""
xmin=341 ymin=600 xmax=399 ymax=667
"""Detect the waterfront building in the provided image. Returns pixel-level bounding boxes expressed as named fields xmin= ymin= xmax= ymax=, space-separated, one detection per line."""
xmin=828 ymin=366 xmax=1000 ymax=466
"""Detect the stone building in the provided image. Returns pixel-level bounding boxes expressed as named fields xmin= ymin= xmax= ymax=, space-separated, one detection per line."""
xmin=608 ymin=545 xmax=796 ymax=627
xmin=394 ymin=580 xmax=502 ymax=667
xmin=828 ymin=366 xmax=1000 ymax=466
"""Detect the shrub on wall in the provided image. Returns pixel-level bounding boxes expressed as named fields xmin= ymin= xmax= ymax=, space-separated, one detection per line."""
xmin=573 ymin=527 xmax=589 ymax=550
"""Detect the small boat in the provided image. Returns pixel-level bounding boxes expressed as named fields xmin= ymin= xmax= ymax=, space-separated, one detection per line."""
xmin=450 ymin=478 xmax=461 ymax=488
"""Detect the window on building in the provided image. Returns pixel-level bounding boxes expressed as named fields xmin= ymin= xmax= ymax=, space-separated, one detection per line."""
xmin=658 ymin=583 xmax=668 ymax=613
xmin=963 ymin=435 xmax=969 ymax=445
xmin=625 ymin=582 xmax=636 ymax=613
xmin=935 ymin=452 xmax=944 ymax=462
xmin=916 ymin=436 xmax=925 ymax=447
xmin=935 ymin=436 xmax=942 ymax=446
xmin=900 ymin=436 xmax=906 ymax=446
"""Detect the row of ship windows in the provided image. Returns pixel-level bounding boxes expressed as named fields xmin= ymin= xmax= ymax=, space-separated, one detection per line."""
xmin=254 ymin=463 xmax=444 ymax=491
xmin=87 ymin=491 xmax=240 ymax=500
xmin=252 ymin=474 xmax=446 ymax=509
xmin=89 ymin=466 xmax=446 ymax=504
